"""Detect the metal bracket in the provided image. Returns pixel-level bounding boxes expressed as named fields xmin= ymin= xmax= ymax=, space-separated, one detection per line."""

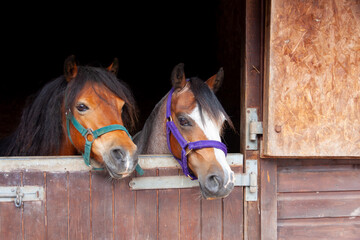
xmin=0 ymin=186 xmax=44 ymax=208
xmin=245 ymin=160 xmax=258 ymax=201
xmin=129 ymin=158 xmax=258 ymax=202
xmin=246 ymin=108 xmax=263 ymax=150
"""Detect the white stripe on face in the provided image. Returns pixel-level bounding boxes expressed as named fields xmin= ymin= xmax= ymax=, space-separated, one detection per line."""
xmin=188 ymin=105 xmax=234 ymax=185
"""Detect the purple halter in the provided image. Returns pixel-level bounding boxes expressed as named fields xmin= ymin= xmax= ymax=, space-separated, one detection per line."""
xmin=166 ymin=83 xmax=228 ymax=180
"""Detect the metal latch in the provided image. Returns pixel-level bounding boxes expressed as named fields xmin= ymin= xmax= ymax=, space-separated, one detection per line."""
xmin=0 ymin=186 xmax=44 ymax=208
xmin=246 ymin=108 xmax=263 ymax=150
xmin=129 ymin=159 xmax=258 ymax=201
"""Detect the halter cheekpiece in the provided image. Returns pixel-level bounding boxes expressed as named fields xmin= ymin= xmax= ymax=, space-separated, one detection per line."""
xmin=66 ymin=109 xmax=143 ymax=175
xmin=166 ymin=80 xmax=228 ymax=180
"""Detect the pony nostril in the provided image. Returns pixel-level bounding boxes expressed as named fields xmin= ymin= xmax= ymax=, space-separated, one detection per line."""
xmin=205 ymin=175 xmax=223 ymax=194
xmin=110 ymin=148 xmax=126 ymax=162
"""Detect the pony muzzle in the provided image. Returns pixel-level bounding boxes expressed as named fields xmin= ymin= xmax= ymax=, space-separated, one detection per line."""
xmin=200 ymin=170 xmax=235 ymax=199
xmin=105 ymin=146 xmax=139 ymax=179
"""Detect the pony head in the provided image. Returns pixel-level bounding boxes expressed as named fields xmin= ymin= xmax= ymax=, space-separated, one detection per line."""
xmin=168 ymin=63 xmax=235 ymax=199
xmin=63 ymin=56 xmax=138 ymax=179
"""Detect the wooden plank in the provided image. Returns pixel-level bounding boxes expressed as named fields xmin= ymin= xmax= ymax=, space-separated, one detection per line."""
xmin=134 ymin=169 xmax=158 ymax=239
xmin=114 ymin=172 xmax=136 ymax=240
xmin=23 ymin=172 xmax=46 ymax=240
xmin=223 ymin=165 xmax=243 ymax=240
xmin=0 ymin=153 xmax=243 ymax=172
xmin=278 ymin=191 xmax=360 ymax=219
xmin=46 ymin=172 xmax=68 ymax=240
xmin=201 ymin=198 xmax=222 ymax=240
xmin=278 ymin=217 xmax=360 ymax=240
xmin=158 ymin=168 xmax=179 ymax=240
xmin=278 ymin=170 xmax=360 ymax=192
xmin=260 ymin=159 xmax=277 ymax=240
xmin=68 ymin=172 xmax=91 ymax=240
xmin=0 ymin=172 xmax=22 ymax=240
xmin=263 ymin=0 xmax=360 ymax=157
xmin=223 ymin=187 xmax=243 ymax=240
xmin=180 ymin=188 xmax=201 ymax=240
xmin=91 ymin=171 xmax=113 ymax=240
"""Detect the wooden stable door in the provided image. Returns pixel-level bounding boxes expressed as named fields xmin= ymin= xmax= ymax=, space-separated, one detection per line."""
xmin=263 ymin=0 xmax=360 ymax=158
xmin=0 ymin=155 xmax=245 ymax=240
xmin=257 ymin=1 xmax=360 ymax=240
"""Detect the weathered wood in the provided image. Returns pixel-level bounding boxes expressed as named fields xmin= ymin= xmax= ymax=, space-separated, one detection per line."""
xmin=158 ymin=168 xmax=180 ymax=240
xmin=91 ymin=171 xmax=113 ymax=240
xmin=180 ymin=188 xmax=201 ymax=240
xmin=0 ymin=172 xmax=22 ymax=240
xmin=0 ymin=153 xmax=243 ymax=172
xmin=242 ymin=0 xmax=263 ymax=239
xmin=223 ymin=187 xmax=243 ymax=240
xmin=278 ymin=217 xmax=360 ymax=240
xmin=114 ymin=172 xmax=136 ymax=240
xmin=134 ymin=169 xmax=158 ymax=239
xmin=23 ymin=172 xmax=46 ymax=240
xmin=68 ymin=172 xmax=90 ymax=240
xmin=263 ymin=0 xmax=360 ymax=157
xmin=278 ymin=191 xmax=360 ymax=219
xmin=201 ymin=198 xmax=222 ymax=240
xmin=260 ymin=160 xmax=277 ymax=240
xmin=278 ymin=169 xmax=360 ymax=192
xmin=46 ymin=172 xmax=68 ymax=240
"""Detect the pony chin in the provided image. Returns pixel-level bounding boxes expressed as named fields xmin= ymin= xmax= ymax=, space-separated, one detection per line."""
xmin=102 ymin=152 xmax=138 ymax=179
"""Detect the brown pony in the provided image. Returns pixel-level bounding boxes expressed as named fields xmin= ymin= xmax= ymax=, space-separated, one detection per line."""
xmin=0 ymin=56 xmax=139 ymax=179
xmin=134 ymin=63 xmax=235 ymax=199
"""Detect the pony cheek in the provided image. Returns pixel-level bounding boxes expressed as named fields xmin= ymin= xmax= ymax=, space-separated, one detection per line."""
xmin=169 ymin=134 xmax=182 ymax=159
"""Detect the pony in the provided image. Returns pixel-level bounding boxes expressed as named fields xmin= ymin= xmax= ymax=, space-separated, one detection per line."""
xmin=0 ymin=55 xmax=139 ymax=179
xmin=134 ymin=63 xmax=235 ymax=199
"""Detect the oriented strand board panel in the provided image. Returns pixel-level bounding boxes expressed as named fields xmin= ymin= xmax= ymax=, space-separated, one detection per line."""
xmin=264 ymin=0 xmax=360 ymax=157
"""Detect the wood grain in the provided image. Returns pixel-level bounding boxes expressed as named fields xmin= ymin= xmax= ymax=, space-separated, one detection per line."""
xmin=23 ymin=172 xmax=46 ymax=240
xmin=264 ymin=0 xmax=360 ymax=157
xmin=91 ymin=171 xmax=113 ymax=240
xmin=0 ymin=172 xmax=22 ymax=240
xmin=68 ymin=171 xmax=90 ymax=240
xmin=278 ymin=191 xmax=360 ymax=219
xmin=278 ymin=217 xmax=360 ymax=240
xmin=46 ymin=172 xmax=68 ymax=240
xmin=158 ymin=168 xmax=180 ymax=240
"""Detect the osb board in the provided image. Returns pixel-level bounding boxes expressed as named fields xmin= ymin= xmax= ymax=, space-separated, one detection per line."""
xmin=264 ymin=0 xmax=360 ymax=157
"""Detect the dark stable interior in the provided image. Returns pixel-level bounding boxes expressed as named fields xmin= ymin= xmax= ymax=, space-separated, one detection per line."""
xmin=0 ymin=1 xmax=243 ymax=153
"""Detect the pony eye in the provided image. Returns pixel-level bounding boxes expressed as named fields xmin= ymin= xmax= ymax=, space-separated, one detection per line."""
xmin=178 ymin=116 xmax=191 ymax=127
xmin=76 ymin=103 xmax=89 ymax=112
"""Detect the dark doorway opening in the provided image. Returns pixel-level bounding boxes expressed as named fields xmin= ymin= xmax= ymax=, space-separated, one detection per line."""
xmin=0 ymin=1 xmax=243 ymax=152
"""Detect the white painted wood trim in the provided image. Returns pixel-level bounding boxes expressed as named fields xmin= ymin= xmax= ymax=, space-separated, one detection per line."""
xmin=0 ymin=153 xmax=243 ymax=173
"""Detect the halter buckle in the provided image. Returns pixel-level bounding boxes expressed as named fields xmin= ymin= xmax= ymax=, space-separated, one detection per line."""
xmin=84 ymin=129 xmax=95 ymax=143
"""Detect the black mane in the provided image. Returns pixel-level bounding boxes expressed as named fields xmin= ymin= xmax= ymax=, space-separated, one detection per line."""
xmin=189 ymin=77 xmax=234 ymax=130
xmin=0 ymin=66 xmax=137 ymax=156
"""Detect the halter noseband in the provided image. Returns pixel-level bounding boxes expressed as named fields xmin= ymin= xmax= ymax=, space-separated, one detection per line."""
xmin=66 ymin=109 xmax=143 ymax=175
xmin=166 ymin=82 xmax=227 ymax=180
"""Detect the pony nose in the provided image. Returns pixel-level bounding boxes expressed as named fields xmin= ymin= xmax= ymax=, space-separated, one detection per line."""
xmin=110 ymin=147 xmax=126 ymax=163
xmin=204 ymin=174 xmax=223 ymax=194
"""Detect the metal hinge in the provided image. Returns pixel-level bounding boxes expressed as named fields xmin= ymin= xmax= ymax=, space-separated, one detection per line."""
xmin=0 ymin=186 xmax=44 ymax=208
xmin=246 ymin=108 xmax=263 ymax=150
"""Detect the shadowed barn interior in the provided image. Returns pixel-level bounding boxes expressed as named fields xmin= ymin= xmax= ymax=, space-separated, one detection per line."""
xmin=0 ymin=1 xmax=243 ymax=153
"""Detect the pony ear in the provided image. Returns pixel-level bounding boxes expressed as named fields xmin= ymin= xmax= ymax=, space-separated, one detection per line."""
xmin=171 ymin=63 xmax=187 ymax=89
xmin=107 ymin=58 xmax=119 ymax=76
xmin=206 ymin=67 xmax=224 ymax=93
xmin=64 ymin=55 xmax=78 ymax=82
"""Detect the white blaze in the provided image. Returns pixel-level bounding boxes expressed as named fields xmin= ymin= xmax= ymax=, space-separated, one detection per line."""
xmin=188 ymin=105 xmax=234 ymax=186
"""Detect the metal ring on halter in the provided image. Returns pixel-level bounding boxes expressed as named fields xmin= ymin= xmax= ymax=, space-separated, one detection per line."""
xmin=84 ymin=128 xmax=95 ymax=143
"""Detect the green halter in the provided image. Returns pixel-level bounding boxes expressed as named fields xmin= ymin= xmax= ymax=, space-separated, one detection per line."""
xmin=65 ymin=110 xmax=143 ymax=175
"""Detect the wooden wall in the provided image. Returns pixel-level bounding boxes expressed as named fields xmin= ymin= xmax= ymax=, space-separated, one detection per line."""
xmin=0 ymin=164 xmax=243 ymax=240
xmin=261 ymin=159 xmax=360 ymax=240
